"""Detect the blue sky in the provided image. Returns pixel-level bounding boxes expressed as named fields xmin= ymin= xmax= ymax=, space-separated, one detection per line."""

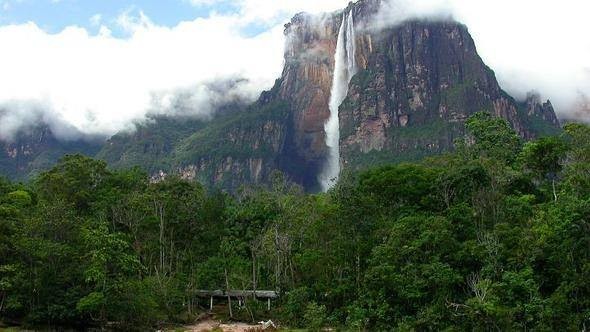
xmin=0 ymin=0 xmax=239 ymax=35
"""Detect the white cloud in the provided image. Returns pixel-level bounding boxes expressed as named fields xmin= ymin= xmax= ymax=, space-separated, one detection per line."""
xmin=0 ymin=10 xmax=286 ymax=138
xmin=237 ymin=0 xmax=348 ymax=22
xmin=187 ymin=0 xmax=225 ymax=6
xmin=0 ymin=100 xmax=83 ymax=142
xmin=448 ymin=0 xmax=590 ymax=117
xmin=0 ymin=1 xmax=354 ymax=139
xmin=369 ymin=0 xmax=454 ymax=30
xmin=373 ymin=0 xmax=590 ymax=119
xmin=89 ymin=14 xmax=102 ymax=27
xmin=187 ymin=0 xmax=349 ymax=25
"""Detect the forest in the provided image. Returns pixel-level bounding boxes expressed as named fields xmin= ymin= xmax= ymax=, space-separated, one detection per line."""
xmin=0 ymin=112 xmax=589 ymax=331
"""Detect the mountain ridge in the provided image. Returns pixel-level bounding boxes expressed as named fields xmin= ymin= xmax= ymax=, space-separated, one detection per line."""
xmin=0 ymin=0 xmax=561 ymax=190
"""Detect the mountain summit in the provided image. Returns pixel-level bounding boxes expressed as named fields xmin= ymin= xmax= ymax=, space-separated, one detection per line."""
xmin=160 ymin=0 xmax=559 ymax=191
xmin=1 ymin=0 xmax=560 ymax=190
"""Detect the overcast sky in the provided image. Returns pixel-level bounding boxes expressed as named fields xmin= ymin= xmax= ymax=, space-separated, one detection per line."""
xmin=0 ymin=0 xmax=588 ymax=139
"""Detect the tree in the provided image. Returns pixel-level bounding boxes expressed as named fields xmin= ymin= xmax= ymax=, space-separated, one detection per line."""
xmin=562 ymin=123 xmax=590 ymax=196
xmin=304 ymin=302 xmax=327 ymax=331
xmin=363 ymin=215 xmax=463 ymax=330
xmin=2 ymin=122 xmax=589 ymax=331
xmin=520 ymin=136 xmax=567 ymax=201
xmin=465 ymin=112 xmax=522 ymax=163
xmin=77 ymin=222 xmax=142 ymax=326
xmin=35 ymin=155 xmax=110 ymax=212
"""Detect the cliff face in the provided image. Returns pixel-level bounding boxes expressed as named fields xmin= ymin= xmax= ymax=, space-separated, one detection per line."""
xmin=269 ymin=14 xmax=340 ymax=189
xmin=160 ymin=99 xmax=291 ymax=191
xmin=94 ymin=0 xmax=561 ymax=191
xmin=0 ymin=0 xmax=562 ymax=188
xmin=0 ymin=126 xmax=101 ymax=180
xmin=523 ymin=92 xmax=560 ymax=126
xmin=338 ymin=16 xmax=528 ymax=167
xmin=257 ymin=0 xmax=560 ymax=183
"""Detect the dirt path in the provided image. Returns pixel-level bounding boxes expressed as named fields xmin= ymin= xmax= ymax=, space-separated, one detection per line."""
xmin=182 ymin=319 xmax=265 ymax=332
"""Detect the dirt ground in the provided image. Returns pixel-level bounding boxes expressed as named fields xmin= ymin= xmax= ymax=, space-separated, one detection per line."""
xmin=182 ymin=319 xmax=267 ymax=332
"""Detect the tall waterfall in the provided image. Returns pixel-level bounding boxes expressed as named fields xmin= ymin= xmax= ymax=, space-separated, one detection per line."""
xmin=319 ymin=11 xmax=357 ymax=192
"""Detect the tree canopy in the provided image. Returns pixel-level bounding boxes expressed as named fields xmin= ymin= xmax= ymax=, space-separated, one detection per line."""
xmin=0 ymin=113 xmax=589 ymax=331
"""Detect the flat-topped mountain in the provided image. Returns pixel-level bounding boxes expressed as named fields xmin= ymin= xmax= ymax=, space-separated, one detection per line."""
xmin=0 ymin=0 xmax=561 ymax=190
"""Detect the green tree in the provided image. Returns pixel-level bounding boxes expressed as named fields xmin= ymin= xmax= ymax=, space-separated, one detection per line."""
xmin=464 ymin=112 xmax=522 ymax=163
xmin=562 ymin=123 xmax=590 ymax=196
xmin=35 ymin=155 xmax=110 ymax=212
xmin=520 ymin=136 xmax=567 ymax=201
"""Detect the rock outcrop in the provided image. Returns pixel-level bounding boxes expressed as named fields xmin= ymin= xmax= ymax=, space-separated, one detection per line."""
xmin=0 ymin=126 xmax=101 ymax=180
xmin=523 ymin=92 xmax=560 ymax=127
xmin=262 ymin=0 xmax=561 ymax=183
xmin=91 ymin=0 xmax=563 ymax=191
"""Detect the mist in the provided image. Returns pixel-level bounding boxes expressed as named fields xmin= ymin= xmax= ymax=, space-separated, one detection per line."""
xmin=0 ymin=101 xmax=91 ymax=142
xmin=370 ymin=0 xmax=590 ymax=121
xmin=0 ymin=0 xmax=353 ymax=142
xmin=0 ymin=12 xmax=285 ymax=140
xmin=0 ymin=0 xmax=588 ymax=142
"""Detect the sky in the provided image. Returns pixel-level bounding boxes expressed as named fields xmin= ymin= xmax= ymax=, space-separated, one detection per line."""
xmin=0 ymin=0 xmax=588 ymax=140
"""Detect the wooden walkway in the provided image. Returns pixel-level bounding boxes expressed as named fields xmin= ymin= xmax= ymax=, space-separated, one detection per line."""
xmin=196 ymin=290 xmax=279 ymax=310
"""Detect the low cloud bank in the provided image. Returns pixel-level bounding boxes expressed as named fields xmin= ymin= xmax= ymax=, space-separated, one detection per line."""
xmin=0 ymin=0 xmax=353 ymax=141
xmin=0 ymin=101 xmax=87 ymax=142
xmin=371 ymin=0 xmax=590 ymax=121
xmin=0 ymin=12 xmax=286 ymax=140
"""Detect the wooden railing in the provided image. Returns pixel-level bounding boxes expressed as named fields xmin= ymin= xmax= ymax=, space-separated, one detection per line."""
xmin=195 ymin=290 xmax=279 ymax=310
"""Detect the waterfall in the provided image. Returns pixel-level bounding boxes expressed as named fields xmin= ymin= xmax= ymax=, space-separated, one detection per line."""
xmin=319 ymin=11 xmax=357 ymax=192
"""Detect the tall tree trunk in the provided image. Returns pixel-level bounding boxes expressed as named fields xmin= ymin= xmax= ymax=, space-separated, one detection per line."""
xmin=251 ymin=250 xmax=257 ymax=291
xmin=274 ymin=226 xmax=280 ymax=291
xmin=154 ymin=200 xmax=165 ymax=274
xmin=356 ymin=251 xmax=361 ymax=294
xmin=224 ymin=267 xmax=233 ymax=318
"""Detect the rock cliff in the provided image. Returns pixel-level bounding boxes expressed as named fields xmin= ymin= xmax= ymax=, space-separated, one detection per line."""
xmin=100 ymin=0 xmax=560 ymax=192
xmin=0 ymin=125 xmax=101 ymax=180
xmin=259 ymin=0 xmax=561 ymax=185
xmin=5 ymin=0 xmax=561 ymax=190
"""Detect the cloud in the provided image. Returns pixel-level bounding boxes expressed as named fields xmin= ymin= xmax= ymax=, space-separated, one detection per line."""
xmin=0 ymin=1 xmax=356 ymax=141
xmin=0 ymin=1 xmax=355 ymax=141
xmin=89 ymin=14 xmax=102 ymax=27
xmin=368 ymin=0 xmax=454 ymax=30
xmin=0 ymin=10 xmax=286 ymax=139
xmin=187 ymin=0 xmax=349 ymax=25
xmin=456 ymin=0 xmax=589 ymax=120
xmin=0 ymin=100 xmax=86 ymax=142
xmin=372 ymin=0 xmax=590 ymax=121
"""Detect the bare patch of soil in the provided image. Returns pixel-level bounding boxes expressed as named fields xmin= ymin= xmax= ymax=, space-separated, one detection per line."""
xmin=182 ymin=319 xmax=267 ymax=332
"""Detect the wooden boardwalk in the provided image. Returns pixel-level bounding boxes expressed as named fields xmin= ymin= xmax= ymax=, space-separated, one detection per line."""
xmin=196 ymin=289 xmax=279 ymax=310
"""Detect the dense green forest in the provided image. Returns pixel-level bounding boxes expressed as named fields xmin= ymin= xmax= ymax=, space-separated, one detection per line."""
xmin=0 ymin=113 xmax=589 ymax=331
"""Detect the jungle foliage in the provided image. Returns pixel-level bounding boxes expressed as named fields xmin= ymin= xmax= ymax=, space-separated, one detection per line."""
xmin=0 ymin=113 xmax=588 ymax=331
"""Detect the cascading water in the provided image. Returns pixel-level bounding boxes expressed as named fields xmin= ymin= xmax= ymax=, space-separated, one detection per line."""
xmin=319 ymin=11 xmax=357 ymax=192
